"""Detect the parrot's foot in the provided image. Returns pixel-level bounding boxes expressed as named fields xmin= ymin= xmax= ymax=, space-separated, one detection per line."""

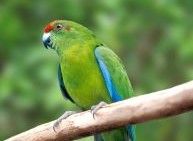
xmin=91 ymin=101 xmax=107 ymax=119
xmin=53 ymin=111 xmax=77 ymax=132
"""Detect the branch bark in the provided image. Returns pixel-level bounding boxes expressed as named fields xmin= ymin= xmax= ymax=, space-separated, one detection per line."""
xmin=6 ymin=81 xmax=193 ymax=141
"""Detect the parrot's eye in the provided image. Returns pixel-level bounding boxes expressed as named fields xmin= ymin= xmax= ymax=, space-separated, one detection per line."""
xmin=55 ymin=24 xmax=63 ymax=31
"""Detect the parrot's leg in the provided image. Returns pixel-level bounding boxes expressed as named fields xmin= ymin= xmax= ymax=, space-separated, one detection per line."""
xmin=53 ymin=111 xmax=77 ymax=132
xmin=91 ymin=101 xmax=107 ymax=119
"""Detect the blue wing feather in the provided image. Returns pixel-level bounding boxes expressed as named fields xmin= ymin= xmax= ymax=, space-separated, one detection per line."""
xmin=95 ymin=49 xmax=122 ymax=102
xmin=95 ymin=47 xmax=136 ymax=141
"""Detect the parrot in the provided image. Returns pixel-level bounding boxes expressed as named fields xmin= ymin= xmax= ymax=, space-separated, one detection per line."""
xmin=42 ymin=20 xmax=136 ymax=141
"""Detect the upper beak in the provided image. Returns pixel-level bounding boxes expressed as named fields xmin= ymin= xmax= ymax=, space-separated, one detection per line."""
xmin=42 ymin=32 xmax=52 ymax=49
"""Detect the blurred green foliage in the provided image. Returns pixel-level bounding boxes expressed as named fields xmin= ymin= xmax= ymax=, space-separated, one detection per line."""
xmin=0 ymin=0 xmax=193 ymax=140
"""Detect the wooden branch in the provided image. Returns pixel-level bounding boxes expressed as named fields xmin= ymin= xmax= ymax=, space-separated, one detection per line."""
xmin=6 ymin=81 xmax=193 ymax=141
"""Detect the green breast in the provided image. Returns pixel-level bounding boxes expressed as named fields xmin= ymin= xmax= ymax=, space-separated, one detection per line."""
xmin=60 ymin=45 xmax=111 ymax=109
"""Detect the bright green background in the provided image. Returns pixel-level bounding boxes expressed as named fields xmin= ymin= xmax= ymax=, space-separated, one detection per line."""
xmin=0 ymin=0 xmax=193 ymax=140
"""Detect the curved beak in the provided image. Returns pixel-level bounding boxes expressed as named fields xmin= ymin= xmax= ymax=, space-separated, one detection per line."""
xmin=42 ymin=32 xmax=52 ymax=49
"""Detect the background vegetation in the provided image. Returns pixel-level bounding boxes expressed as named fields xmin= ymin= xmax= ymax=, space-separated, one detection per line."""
xmin=0 ymin=0 xmax=193 ymax=140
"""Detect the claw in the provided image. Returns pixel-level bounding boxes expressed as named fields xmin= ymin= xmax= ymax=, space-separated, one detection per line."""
xmin=53 ymin=111 xmax=77 ymax=132
xmin=90 ymin=101 xmax=107 ymax=119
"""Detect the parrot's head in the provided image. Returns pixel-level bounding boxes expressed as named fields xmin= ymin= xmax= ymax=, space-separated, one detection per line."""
xmin=42 ymin=20 xmax=94 ymax=51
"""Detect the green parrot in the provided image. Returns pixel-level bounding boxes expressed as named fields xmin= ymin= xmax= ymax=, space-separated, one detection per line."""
xmin=42 ymin=20 xmax=136 ymax=141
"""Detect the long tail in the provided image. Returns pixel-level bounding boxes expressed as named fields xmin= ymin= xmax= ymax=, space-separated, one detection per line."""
xmin=127 ymin=125 xmax=136 ymax=141
xmin=94 ymin=134 xmax=104 ymax=141
xmin=94 ymin=125 xmax=136 ymax=141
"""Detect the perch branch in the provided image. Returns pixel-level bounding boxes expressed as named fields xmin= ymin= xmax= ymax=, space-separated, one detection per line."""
xmin=6 ymin=81 xmax=193 ymax=141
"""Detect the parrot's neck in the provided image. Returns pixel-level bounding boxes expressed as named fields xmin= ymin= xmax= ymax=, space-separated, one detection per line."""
xmin=56 ymin=35 xmax=100 ymax=57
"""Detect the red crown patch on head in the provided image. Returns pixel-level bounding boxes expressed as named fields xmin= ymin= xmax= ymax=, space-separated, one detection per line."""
xmin=44 ymin=23 xmax=53 ymax=33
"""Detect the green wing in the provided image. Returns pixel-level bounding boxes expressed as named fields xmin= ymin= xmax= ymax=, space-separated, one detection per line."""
xmin=95 ymin=46 xmax=134 ymax=101
xmin=95 ymin=46 xmax=136 ymax=141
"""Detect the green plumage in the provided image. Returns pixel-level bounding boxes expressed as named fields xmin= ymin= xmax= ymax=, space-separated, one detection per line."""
xmin=60 ymin=44 xmax=111 ymax=109
xmin=43 ymin=20 xmax=135 ymax=141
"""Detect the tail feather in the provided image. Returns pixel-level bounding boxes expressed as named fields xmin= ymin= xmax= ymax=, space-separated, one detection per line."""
xmin=94 ymin=134 xmax=104 ymax=141
xmin=93 ymin=125 xmax=135 ymax=141
xmin=127 ymin=125 xmax=136 ymax=141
